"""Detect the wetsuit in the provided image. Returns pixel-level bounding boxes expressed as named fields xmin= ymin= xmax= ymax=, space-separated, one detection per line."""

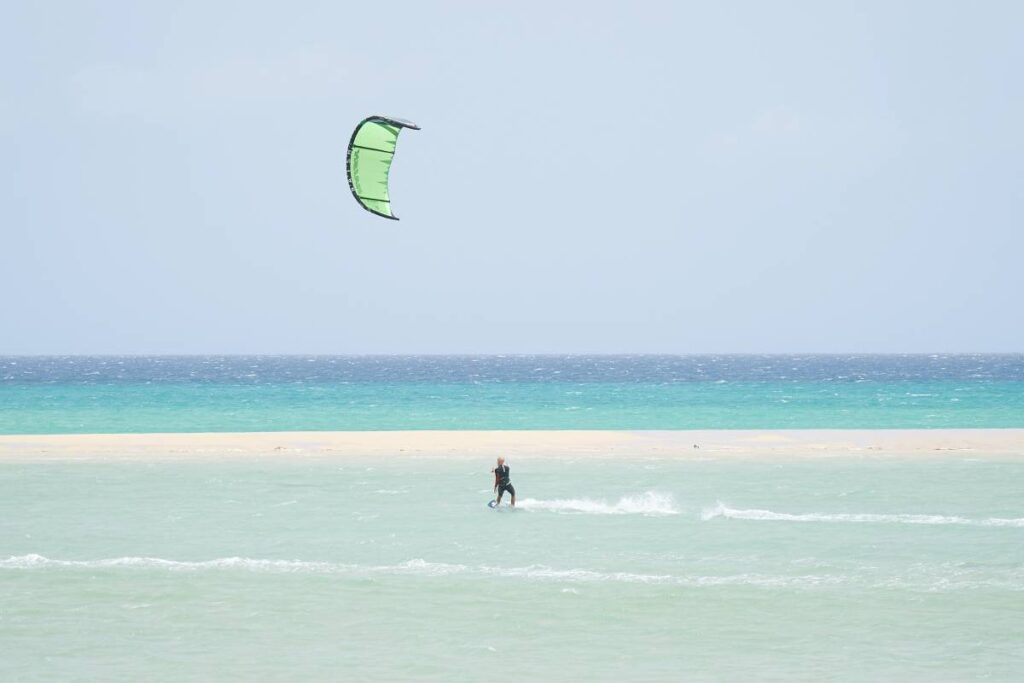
xmin=494 ymin=464 xmax=515 ymax=498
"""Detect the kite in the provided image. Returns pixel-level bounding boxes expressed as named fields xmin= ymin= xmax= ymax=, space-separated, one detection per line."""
xmin=345 ymin=115 xmax=420 ymax=220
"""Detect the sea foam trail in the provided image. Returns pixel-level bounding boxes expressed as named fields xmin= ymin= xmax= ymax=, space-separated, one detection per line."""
xmin=701 ymin=503 xmax=1024 ymax=527
xmin=516 ymin=492 xmax=679 ymax=516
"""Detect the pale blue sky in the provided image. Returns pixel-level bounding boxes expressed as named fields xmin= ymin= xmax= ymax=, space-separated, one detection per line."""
xmin=2 ymin=1 xmax=1021 ymax=353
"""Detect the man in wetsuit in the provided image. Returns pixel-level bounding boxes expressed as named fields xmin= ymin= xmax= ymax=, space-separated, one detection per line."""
xmin=492 ymin=456 xmax=516 ymax=507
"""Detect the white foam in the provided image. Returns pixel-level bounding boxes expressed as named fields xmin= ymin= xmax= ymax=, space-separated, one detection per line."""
xmin=386 ymin=558 xmax=470 ymax=577
xmin=0 ymin=554 xmax=775 ymax=587
xmin=3 ymin=554 xmax=1016 ymax=591
xmin=701 ymin=502 xmax=1024 ymax=527
xmin=481 ymin=564 xmax=674 ymax=584
xmin=0 ymin=554 xmax=659 ymax=584
xmin=516 ymin=491 xmax=679 ymax=516
xmin=0 ymin=554 xmax=347 ymax=573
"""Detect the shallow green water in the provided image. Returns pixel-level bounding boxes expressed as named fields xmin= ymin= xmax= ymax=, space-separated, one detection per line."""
xmin=3 ymin=455 xmax=1022 ymax=680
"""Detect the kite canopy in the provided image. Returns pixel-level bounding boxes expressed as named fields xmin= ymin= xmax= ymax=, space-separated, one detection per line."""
xmin=346 ymin=115 xmax=420 ymax=220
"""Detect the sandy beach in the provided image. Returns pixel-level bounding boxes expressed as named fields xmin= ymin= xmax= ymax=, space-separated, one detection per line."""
xmin=2 ymin=429 xmax=1023 ymax=461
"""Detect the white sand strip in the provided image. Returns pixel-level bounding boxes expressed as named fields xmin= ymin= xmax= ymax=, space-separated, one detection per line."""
xmin=0 ymin=429 xmax=1022 ymax=461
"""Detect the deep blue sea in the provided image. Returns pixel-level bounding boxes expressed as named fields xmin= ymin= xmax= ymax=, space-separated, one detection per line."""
xmin=2 ymin=354 xmax=1023 ymax=433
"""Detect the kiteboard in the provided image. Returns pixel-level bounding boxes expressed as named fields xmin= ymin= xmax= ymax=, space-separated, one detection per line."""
xmin=488 ymin=500 xmax=498 ymax=508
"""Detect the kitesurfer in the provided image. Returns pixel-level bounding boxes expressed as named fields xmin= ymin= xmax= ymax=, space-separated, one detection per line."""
xmin=492 ymin=457 xmax=516 ymax=507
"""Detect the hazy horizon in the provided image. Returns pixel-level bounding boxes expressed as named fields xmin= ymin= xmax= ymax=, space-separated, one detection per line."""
xmin=3 ymin=352 xmax=1023 ymax=358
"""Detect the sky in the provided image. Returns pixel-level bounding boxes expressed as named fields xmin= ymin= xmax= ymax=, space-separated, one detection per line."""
xmin=2 ymin=1 xmax=1022 ymax=354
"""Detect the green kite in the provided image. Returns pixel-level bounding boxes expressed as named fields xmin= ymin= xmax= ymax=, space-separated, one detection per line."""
xmin=346 ymin=115 xmax=420 ymax=220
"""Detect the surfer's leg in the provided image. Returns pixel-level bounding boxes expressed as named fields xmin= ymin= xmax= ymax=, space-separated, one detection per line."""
xmin=508 ymin=484 xmax=516 ymax=507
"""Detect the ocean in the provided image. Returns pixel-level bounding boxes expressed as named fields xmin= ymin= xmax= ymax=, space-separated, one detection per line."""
xmin=2 ymin=354 xmax=1023 ymax=433
xmin=2 ymin=356 xmax=1023 ymax=680
xmin=3 ymin=456 xmax=1023 ymax=680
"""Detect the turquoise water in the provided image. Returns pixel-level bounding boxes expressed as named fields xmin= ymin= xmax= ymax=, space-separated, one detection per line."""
xmin=3 ymin=356 xmax=1023 ymax=679
xmin=2 ymin=355 xmax=1023 ymax=433
xmin=3 ymin=456 xmax=1023 ymax=680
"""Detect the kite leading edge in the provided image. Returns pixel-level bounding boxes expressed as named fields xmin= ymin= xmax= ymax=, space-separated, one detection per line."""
xmin=346 ymin=115 xmax=420 ymax=220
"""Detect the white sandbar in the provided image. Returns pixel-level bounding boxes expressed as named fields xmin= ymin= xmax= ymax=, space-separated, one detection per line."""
xmin=0 ymin=429 xmax=1022 ymax=461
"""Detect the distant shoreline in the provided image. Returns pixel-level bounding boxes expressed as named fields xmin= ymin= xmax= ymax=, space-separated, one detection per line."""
xmin=2 ymin=429 xmax=1023 ymax=461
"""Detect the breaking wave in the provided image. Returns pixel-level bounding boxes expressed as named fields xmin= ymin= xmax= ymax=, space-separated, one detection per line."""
xmin=3 ymin=555 xmax=1020 ymax=591
xmin=0 ymin=554 xmax=827 ymax=588
xmin=0 ymin=554 xmax=350 ymax=572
